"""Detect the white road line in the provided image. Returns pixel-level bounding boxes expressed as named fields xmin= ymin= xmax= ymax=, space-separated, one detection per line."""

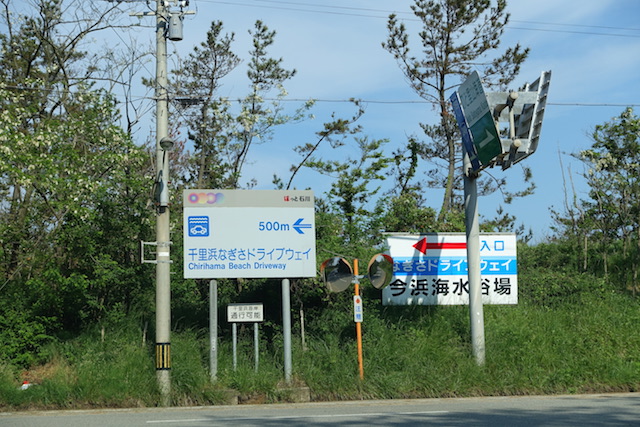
xmin=146 ymin=410 xmax=449 ymax=424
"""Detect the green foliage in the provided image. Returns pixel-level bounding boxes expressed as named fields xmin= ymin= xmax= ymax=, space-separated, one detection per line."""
xmin=0 ymin=307 xmax=55 ymax=368
xmin=517 ymin=243 xmax=609 ymax=308
xmin=0 ymin=84 xmax=151 ymax=347
xmin=282 ymin=101 xmax=364 ymax=190
xmin=169 ymin=330 xmax=222 ymax=405
xmin=0 ymin=322 xmax=158 ymax=409
xmin=482 ymin=206 xmax=533 ymax=243
xmin=0 ymin=8 xmax=151 ymax=360
xmin=307 ymin=136 xmax=390 ymax=243
xmin=553 ymin=108 xmax=640 ymax=293
xmin=485 ymin=294 xmax=640 ymax=394
xmin=520 ymin=269 xmax=609 ymax=309
xmin=297 ymin=289 xmax=640 ymax=400
xmin=378 ymin=192 xmax=438 ymax=233
xmin=171 ymin=19 xmax=311 ymax=190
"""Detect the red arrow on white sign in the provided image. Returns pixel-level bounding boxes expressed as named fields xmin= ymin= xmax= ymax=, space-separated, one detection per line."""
xmin=412 ymin=238 xmax=467 ymax=255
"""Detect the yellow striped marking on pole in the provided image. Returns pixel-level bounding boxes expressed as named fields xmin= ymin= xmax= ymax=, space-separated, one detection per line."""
xmin=156 ymin=343 xmax=171 ymax=370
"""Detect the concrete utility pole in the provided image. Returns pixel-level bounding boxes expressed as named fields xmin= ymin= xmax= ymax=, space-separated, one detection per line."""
xmin=154 ymin=0 xmax=172 ymax=403
xmin=121 ymin=0 xmax=192 ymax=405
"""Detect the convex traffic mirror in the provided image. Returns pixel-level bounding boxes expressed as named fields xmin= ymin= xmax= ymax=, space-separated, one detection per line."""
xmin=320 ymin=253 xmax=394 ymax=292
xmin=320 ymin=257 xmax=352 ymax=293
xmin=367 ymin=254 xmax=394 ymax=289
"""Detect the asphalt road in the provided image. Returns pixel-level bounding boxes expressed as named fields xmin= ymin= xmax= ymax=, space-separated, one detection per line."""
xmin=2 ymin=393 xmax=639 ymax=426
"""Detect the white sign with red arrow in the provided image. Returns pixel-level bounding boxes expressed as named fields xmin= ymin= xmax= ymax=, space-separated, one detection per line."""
xmin=382 ymin=233 xmax=517 ymax=306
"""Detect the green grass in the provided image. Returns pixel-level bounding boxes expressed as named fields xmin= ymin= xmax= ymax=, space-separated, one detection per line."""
xmin=2 ymin=289 xmax=640 ymax=410
xmin=295 ymin=291 xmax=640 ymax=400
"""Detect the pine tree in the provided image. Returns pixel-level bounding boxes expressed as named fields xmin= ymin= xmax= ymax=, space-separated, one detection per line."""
xmin=382 ymin=0 xmax=529 ymax=223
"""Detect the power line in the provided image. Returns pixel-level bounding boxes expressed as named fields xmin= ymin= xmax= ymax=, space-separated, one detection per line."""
xmin=548 ymin=102 xmax=640 ymax=108
xmin=250 ymin=0 xmax=640 ymax=35
xmin=277 ymin=99 xmax=640 ymax=108
xmin=511 ymin=19 xmax=640 ymax=33
xmin=198 ymin=0 xmax=640 ymax=38
xmin=251 ymin=0 xmax=410 ymax=16
xmin=201 ymin=0 xmax=388 ymax=19
xmin=507 ymin=25 xmax=640 ymax=39
xmin=3 ymin=84 xmax=638 ymax=108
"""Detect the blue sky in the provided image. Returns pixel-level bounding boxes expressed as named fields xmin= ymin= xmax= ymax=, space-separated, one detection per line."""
xmin=113 ymin=0 xmax=640 ymax=242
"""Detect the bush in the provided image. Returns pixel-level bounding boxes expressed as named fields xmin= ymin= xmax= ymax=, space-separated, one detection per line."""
xmin=0 ymin=307 xmax=55 ymax=367
xmin=519 ymin=269 xmax=609 ymax=308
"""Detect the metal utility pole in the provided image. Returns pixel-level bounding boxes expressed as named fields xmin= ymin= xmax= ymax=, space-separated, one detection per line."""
xmin=209 ymin=279 xmax=218 ymax=382
xmin=450 ymin=70 xmax=551 ymax=366
xmin=282 ymin=279 xmax=292 ymax=383
xmin=463 ymin=155 xmax=485 ymax=366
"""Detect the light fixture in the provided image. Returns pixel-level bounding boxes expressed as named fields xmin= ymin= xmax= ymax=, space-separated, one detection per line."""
xmin=159 ymin=137 xmax=174 ymax=151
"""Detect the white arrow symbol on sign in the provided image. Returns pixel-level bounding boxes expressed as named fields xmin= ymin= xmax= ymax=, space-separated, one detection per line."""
xmin=478 ymin=129 xmax=496 ymax=148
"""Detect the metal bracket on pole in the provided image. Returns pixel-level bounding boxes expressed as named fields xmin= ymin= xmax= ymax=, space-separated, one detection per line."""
xmin=282 ymin=279 xmax=292 ymax=384
xmin=129 ymin=11 xmax=156 ymax=17
xmin=130 ymin=10 xmax=195 ymax=17
xmin=140 ymin=240 xmax=173 ymax=264
xmin=451 ymin=70 xmax=551 ymax=174
xmin=485 ymin=70 xmax=551 ymax=169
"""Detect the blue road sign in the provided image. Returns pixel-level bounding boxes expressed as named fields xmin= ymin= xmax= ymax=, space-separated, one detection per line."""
xmin=454 ymin=71 xmax=502 ymax=170
xmin=450 ymin=91 xmax=481 ymax=171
